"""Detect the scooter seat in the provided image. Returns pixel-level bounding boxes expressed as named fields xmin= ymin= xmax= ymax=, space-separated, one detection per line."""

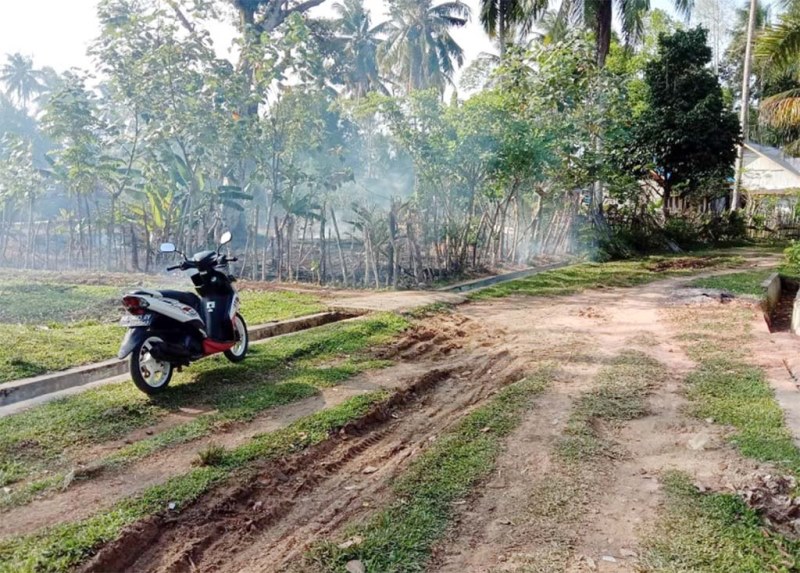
xmin=159 ymin=290 xmax=202 ymax=314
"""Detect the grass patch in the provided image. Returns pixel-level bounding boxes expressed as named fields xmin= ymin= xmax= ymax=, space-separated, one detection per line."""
xmin=0 ymin=286 xmax=324 ymax=384
xmin=0 ymin=282 xmax=120 ymax=325
xmin=0 ymin=314 xmax=407 ymax=497
xmin=654 ymin=296 xmax=800 ymax=571
xmin=470 ymin=255 xmax=742 ymax=300
xmin=402 ymin=302 xmax=455 ymax=319
xmin=305 ymin=371 xmax=553 ymax=573
xmin=688 ymin=270 xmax=774 ymax=297
xmin=642 ymin=471 xmax=800 ymax=572
xmin=669 ymin=301 xmax=800 ymax=473
xmin=0 ymin=392 xmax=386 ymax=573
xmin=557 ymin=351 xmax=664 ymax=462
xmin=686 ymin=359 xmax=800 ymax=474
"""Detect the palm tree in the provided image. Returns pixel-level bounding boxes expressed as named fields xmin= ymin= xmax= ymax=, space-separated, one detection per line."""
xmin=755 ymin=5 xmax=800 ymax=138
xmin=554 ymin=0 xmax=693 ymax=66
xmin=377 ymin=0 xmax=471 ymax=95
xmin=479 ymin=0 xmax=548 ymax=56
xmin=331 ymin=0 xmax=387 ymax=97
xmin=0 ymin=53 xmax=44 ymax=107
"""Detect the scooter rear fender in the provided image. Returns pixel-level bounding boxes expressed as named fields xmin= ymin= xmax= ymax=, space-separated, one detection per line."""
xmin=118 ymin=327 xmax=150 ymax=360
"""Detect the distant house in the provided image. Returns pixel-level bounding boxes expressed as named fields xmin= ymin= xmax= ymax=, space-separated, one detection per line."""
xmin=742 ymin=142 xmax=800 ymax=195
xmin=741 ymin=142 xmax=800 ymax=238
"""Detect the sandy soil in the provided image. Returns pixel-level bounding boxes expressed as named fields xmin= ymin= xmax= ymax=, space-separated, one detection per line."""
xmin=5 ymin=254 xmax=795 ymax=573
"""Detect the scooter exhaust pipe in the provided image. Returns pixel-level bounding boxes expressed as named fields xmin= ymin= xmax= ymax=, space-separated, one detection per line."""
xmin=149 ymin=341 xmax=194 ymax=363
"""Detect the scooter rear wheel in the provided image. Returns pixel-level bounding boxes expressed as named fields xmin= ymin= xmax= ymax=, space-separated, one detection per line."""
xmin=225 ymin=313 xmax=249 ymax=363
xmin=130 ymin=336 xmax=174 ymax=395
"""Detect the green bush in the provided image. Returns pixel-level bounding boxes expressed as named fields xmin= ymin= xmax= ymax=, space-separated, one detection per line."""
xmin=663 ymin=216 xmax=701 ymax=248
xmin=600 ymin=210 xmax=748 ymax=260
xmin=783 ymin=240 xmax=800 ymax=276
xmin=700 ymin=211 xmax=747 ymax=244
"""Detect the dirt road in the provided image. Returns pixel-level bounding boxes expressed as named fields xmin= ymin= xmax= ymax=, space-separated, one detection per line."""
xmin=4 ymin=259 xmax=795 ymax=573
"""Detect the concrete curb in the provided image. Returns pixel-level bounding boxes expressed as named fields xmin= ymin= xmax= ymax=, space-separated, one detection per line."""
xmin=762 ymin=272 xmax=782 ymax=321
xmin=0 ymin=311 xmax=356 ymax=407
xmin=438 ymin=261 xmax=572 ymax=294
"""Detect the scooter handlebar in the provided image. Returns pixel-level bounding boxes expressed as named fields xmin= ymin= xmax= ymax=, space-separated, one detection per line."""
xmin=166 ymin=264 xmax=182 ymax=272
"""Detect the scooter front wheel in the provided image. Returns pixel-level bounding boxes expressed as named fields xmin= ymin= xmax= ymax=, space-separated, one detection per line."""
xmin=225 ymin=313 xmax=249 ymax=363
xmin=130 ymin=336 xmax=174 ymax=395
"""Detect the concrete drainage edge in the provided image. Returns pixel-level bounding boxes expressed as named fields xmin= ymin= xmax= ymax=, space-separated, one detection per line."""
xmin=0 ymin=311 xmax=358 ymax=407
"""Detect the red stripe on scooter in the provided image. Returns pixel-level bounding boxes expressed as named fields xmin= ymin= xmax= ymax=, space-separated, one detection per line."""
xmin=203 ymin=339 xmax=234 ymax=355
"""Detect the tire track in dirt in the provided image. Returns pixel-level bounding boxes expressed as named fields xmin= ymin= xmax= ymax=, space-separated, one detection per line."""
xmin=430 ymin=277 xmax=766 ymax=573
xmin=0 ymin=314 xmax=485 ymax=541
xmin=80 ymin=335 xmax=529 ymax=573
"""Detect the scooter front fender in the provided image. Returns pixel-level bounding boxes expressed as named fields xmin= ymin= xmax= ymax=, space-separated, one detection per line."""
xmin=118 ymin=327 xmax=150 ymax=360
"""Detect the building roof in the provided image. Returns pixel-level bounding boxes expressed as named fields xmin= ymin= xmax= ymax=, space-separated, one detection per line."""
xmin=745 ymin=142 xmax=800 ymax=176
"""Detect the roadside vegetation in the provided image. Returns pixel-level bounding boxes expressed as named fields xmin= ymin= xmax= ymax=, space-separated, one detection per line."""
xmin=0 ymin=314 xmax=406 ymax=503
xmin=648 ymin=290 xmax=800 ymax=570
xmin=688 ymin=269 xmax=774 ymax=297
xmin=306 ymin=370 xmax=553 ymax=573
xmin=0 ymin=283 xmax=325 ymax=383
xmin=0 ymin=392 xmax=388 ymax=573
xmin=644 ymin=472 xmax=800 ymax=572
xmin=470 ymin=255 xmax=742 ymax=300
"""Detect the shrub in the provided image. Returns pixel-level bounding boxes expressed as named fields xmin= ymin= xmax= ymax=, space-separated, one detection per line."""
xmin=783 ymin=240 xmax=800 ymax=276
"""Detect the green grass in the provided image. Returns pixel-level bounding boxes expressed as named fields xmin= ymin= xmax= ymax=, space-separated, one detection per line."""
xmin=685 ymin=359 xmax=800 ymax=474
xmin=0 ymin=391 xmax=387 ymax=573
xmin=651 ymin=296 xmax=800 ymax=571
xmin=0 ymin=314 xmax=407 ymax=497
xmin=688 ymin=270 xmax=774 ymax=297
xmin=642 ymin=471 xmax=800 ymax=572
xmin=470 ymin=255 xmax=742 ymax=300
xmin=305 ymin=371 xmax=553 ymax=573
xmin=0 ymin=282 xmax=121 ymax=324
xmin=0 ymin=286 xmax=324 ymax=384
xmin=557 ymin=351 xmax=664 ymax=462
xmin=669 ymin=300 xmax=800 ymax=473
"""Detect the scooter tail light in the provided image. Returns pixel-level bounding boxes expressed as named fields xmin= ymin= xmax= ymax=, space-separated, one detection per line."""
xmin=123 ymin=295 xmax=150 ymax=316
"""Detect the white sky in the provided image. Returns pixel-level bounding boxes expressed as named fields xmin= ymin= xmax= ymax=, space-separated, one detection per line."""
xmin=0 ymin=0 xmax=680 ymax=74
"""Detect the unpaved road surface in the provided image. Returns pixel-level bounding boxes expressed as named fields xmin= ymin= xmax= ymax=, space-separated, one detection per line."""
xmin=5 ymin=259 xmax=794 ymax=572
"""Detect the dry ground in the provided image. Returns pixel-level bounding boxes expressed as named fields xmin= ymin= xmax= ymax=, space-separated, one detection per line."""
xmin=3 ymin=256 xmax=798 ymax=573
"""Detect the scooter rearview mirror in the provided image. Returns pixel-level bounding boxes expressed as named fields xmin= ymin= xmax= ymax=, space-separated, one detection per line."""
xmin=160 ymin=242 xmax=176 ymax=253
xmin=219 ymin=231 xmax=232 ymax=247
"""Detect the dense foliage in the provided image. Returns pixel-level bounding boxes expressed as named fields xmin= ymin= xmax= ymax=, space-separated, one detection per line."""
xmin=0 ymin=0 xmax=744 ymax=285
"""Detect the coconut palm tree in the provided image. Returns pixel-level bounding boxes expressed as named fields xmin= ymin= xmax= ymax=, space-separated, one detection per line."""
xmin=479 ymin=0 xmax=549 ymax=56
xmin=331 ymin=0 xmax=387 ymax=97
xmin=0 ymin=53 xmax=44 ymax=107
xmin=554 ymin=0 xmax=693 ymax=66
xmin=377 ymin=0 xmax=471 ymax=95
xmin=754 ymin=5 xmax=800 ymax=139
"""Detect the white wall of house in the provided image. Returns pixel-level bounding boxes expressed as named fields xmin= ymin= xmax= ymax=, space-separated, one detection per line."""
xmin=741 ymin=148 xmax=800 ymax=193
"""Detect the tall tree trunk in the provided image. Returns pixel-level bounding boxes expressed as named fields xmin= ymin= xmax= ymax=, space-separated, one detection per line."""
xmin=262 ymin=192 xmax=275 ymax=281
xmin=596 ymin=0 xmax=613 ymax=67
xmin=319 ymin=203 xmax=327 ymax=285
xmin=388 ymin=199 xmax=399 ymax=289
xmin=274 ymin=216 xmax=283 ymax=281
xmin=26 ymin=192 xmax=34 ymax=269
xmin=45 ymin=220 xmax=51 ymax=270
xmin=252 ymin=205 xmax=260 ymax=280
xmin=296 ymin=217 xmax=308 ymax=279
xmin=499 ymin=0 xmax=507 ymax=58
xmin=363 ymin=230 xmax=370 ymax=287
xmin=330 ymin=207 xmax=348 ymax=285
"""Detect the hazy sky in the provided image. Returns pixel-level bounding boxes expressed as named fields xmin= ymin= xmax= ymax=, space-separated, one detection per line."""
xmin=0 ymin=0 xmax=679 ymax=74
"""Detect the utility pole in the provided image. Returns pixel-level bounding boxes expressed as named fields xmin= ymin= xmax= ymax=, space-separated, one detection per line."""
xmin=731 ymin=0 xmax=758 ymax=211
